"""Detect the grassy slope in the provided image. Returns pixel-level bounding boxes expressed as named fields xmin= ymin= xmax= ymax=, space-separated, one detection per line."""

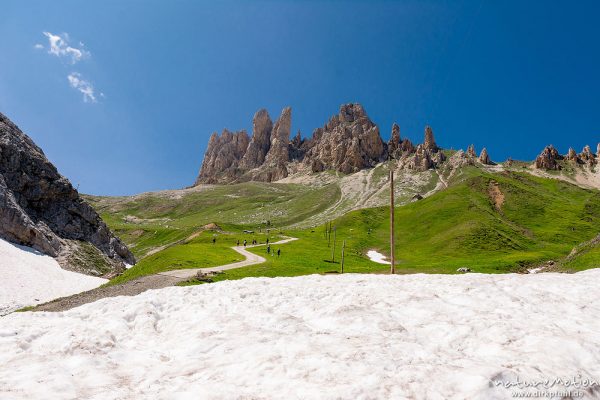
xmin=86 ymin=181 xmax=340 ymax=259
xmin=88 ymin=167 xmax=600 ymax=285
xmin=208 ymin=170 xmax=599 ymax=281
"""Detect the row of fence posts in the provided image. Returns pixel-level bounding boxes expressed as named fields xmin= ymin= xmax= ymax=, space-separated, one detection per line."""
xmin=322 ymin=166 xmax=395 ymax=275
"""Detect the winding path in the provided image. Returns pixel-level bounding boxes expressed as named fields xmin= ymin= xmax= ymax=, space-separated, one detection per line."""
xmin=158 ymin=237 xmax=298 ymax=279
xmin=33 ymin=237 xmax=298 ymax=312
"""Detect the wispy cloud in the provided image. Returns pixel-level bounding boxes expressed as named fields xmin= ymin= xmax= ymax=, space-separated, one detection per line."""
xmin=67 ymin=72 xmax=96 ymax=103
xmin=41 ymin=31 xmax=90 ymax=64
xmin=35 ymin=31 xmax=103 ymax=104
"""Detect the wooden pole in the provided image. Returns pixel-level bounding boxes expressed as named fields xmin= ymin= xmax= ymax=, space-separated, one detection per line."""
xmin=331 ymin=227 xmax=337 ymax=263
xmin=390 ymin=167 xmax=395 ymax=274
xmin=327 ymin=221 xmax=331 ymax=247
xmin=341 ymin=239 xmax=345 ymax=273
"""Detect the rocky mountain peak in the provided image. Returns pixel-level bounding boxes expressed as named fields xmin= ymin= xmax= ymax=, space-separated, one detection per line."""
xmin=301 ymin=103 xmax=385 ymax=174
xmin=535 ymin=145 xmax=562 ymax=170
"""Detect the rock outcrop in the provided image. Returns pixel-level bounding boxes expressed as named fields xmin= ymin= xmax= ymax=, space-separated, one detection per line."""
xmin=255 ymin=107 xmax=291 ymax=181
xmin=423 ymin=126 xmax=438 ymax=152
xmin=566 ymin=147 xmax=580 ymax=163
xmin=400 ymin=126 xmax=445 ymax=171
xmin=478 ymin=148 xmax=491 ymax=165
xmin=301 ymin=103 xmax=386 ymax=174
xmin=195 ymin=129 xmax=250 ymax=184
xmin=534 ymin=144 xmax=598 ymax=170
xmin=467 ymin=144 xmax=476 ymax=158
xmin=239 ymin=109 xmax=272 ymax=169
xmin=0 ymin=112 xmax=135 ymax=276
xmin=535 ymin=145 xmax=563 ymax=170
xmin=387 ymin=123 xmax=401 ymax=159
xmin=194 ymin=103 xmax=481 ymax=184
xmin=597 ymin=143 xmax=600 ymax=158
xmin=579 ymin=145 xmax=596 ymax=166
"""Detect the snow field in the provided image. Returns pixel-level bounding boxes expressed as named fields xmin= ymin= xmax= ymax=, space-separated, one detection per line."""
xmin=1 ymin=271 xmax=600 ymax=399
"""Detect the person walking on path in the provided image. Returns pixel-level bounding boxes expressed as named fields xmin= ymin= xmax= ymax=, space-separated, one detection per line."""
xmin=243 ymin=239 xmax=247 ymax=247
xmin=212 ymin=237 xmax=216 ymax=245
xmin=237 ymin=240 xmax=240 ymax=246
xmin=277 ymin=248 xmax=281 ymax=257
xmin=267 ymin=244 xmax=271 ymax=254
xmin=266 ymin=238 xmax=269 ymax=245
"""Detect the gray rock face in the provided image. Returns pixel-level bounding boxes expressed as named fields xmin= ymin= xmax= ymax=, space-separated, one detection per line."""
xmin=195 ymin=129 xmax=250 ymax=184
xmin=301 ymin=103 xmax=386 ymax=174
xmin=196 ymin=107 xmax=292 ymax=184
xmin=0 ymin=112 xmax=135 ymax=275
xmin=255 ymin=107 xmax=291 ymax=181
xmin=597 ymin=143 xmax=600 ymax=158
xmin=239 ymin=109 xmax=272 ymax=169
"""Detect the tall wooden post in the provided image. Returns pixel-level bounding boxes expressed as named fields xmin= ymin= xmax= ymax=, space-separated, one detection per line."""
xmin=390 ymin=168 xmax=395 ymax=274
xmin=341 ymin=239 xmax=346 ymax=273
xmin=331 ymin=227 xmax=337 ymax=263
xmin=327 ymin=222 xmax=331 ymax=247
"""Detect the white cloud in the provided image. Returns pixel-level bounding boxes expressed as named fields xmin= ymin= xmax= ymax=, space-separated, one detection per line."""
xmin=33 ymin=44 xmax=44 ymax=50
xmin=42 ymin=32 xmax=90 ymax=64
xmin=67 ymin=72 xmax=97 ymax=103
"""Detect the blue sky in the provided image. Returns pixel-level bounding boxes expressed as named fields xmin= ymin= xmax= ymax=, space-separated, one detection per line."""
xmin=1 ymin=1 xmax=599 ymax=195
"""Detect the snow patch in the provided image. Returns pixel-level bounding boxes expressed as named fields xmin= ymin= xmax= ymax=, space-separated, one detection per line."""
xmin=367 ymin=249 xmax=390 ymax=264
xmin=2 ymin=271 xmax=600 ymax=398
xmin=0 ymin=238 xmax=107 ymax=315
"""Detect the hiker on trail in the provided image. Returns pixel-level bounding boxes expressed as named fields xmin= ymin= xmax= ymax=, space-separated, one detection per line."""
xmin=237 ymin=240 xmax=240 ymax=246
xmin=243 ymin=239 xmax=247 ymax=247
xmin=212 ymin=237 xmax=216 ymax=245
xmin=277 ymin=248 xmax=281 ymax=257
xmin=267 ymin=244 xmax=271 ymax=254
xmin=266 ymin=238 xmax=269 ymax=245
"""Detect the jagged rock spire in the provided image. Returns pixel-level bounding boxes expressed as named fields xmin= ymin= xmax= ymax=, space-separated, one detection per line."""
xmin=579 ymin=145 xmax=597 ymax=166
xmin=388 ymin=123 xmax=401 ymax=158
xmin=265 ymin=107 xmax=291 ymax=165
xmin=423 ymin=126 xmax=438 ymax=152
xmin=467 ymin=144 xmax=476 ymax=158
xmin=478 ymin=148 xmax=491 ymax=164
xmin=240 ymin=109 xmax=273 ymax=169
xmin=566 ymin=147 xmax=579 ymax=162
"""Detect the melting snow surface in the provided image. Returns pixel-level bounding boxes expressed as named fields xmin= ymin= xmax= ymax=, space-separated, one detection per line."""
xmin=0 ymin=238 xmax=107 ymax=315
xmin=1 ymin=272 xmax=600 ymax=399
xmin=367 ymin=249 xmax=390 ymax=264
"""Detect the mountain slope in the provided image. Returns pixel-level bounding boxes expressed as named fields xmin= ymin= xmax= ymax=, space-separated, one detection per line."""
xmin=85 ymin=165 xmax=599 ymax=285
xmin=0 ymin=112 xmax=134 ymax=276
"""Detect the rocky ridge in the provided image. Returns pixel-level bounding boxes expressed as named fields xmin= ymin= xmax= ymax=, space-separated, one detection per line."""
xmin=534 ymin=143 xmax=598 ymax=170
xmin=195 ymin=103 xmax=495 ymax=184
xmin=0 ymin=113 xmax=135 ymax=277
